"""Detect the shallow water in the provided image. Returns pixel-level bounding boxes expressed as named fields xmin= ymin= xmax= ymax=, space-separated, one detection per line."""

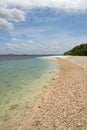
xmin=0 ymin=56 xmax=58 ymax=130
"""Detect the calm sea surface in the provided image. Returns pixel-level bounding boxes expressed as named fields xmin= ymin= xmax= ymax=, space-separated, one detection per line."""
xmin=0 ymin=55 xmax=58 ymax=130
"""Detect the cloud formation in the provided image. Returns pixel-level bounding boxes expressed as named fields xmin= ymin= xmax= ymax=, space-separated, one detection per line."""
xmin=3 ymin=0 xmax=87 ymax=12
xmin=0 ymin=18 xmax=13 ymax=30
xmin=11 ymin=38 xmax=19 ymax=42
xmin=0 ymin=2 xmax=25 ymax=30
xmin=1 ymin=0 xmax=87 ymax=30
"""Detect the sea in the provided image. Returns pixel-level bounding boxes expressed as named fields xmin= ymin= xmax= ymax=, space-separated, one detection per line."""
xmin=0 ymin=55 xmax=58 ymax=130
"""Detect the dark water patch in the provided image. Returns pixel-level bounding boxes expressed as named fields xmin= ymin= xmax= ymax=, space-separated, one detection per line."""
xmin=5 ymin=100 xmax=10 ymax=104
xmin=0 ymin=55 xmax=38 ymax=62
xmin=43 ymin=85 xmax=47 ymax=88
xmin=2 ymin=94 xmax=7 ymax=97
xmin=9 ymin=103 xmax=20 ymax=111
xmin=1 ymin=113 xmax=10 ymax=122
xmin=7 ymin=84 xmax=11 ymax=87
xmin=25 ymin=104 xmax=30 ymax=110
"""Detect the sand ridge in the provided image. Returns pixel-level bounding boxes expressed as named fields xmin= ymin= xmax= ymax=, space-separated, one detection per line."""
xmin=17 ymin=57 xmax=87 ymax=130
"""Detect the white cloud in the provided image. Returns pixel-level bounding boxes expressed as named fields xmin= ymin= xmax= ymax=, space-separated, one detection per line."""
xmin=3 ymin=0 xmax=87 ymax=12
xmin=0 ymin=0 xmax=87 ymax=30
xmin=9 ymin=8 xmax=25 ymax=22
xmin=0 ymin=7 xmax=25 ymax=22
xmin=46 ymin=35 xmax=87 ymax=53
xmin=0 ymin=2 xmax=25 ymax=30
xmin=5 ymin=42 xmax=31 ymax=50
xmin=11 ymin=38 xmax=19 ymax=42
xmin=6 ymin=43 xmax=21 ymax=49
xmin=27 ymin=40 xmax=34 ymax=44
xmin=0 ymin=34 xmax=87 ymax=54
xmin=0 ymin=18 xmax=13 ymax=30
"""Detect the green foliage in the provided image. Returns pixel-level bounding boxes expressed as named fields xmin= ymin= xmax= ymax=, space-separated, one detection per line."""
xmin=64 ymin=43 xmax=87 ymax=56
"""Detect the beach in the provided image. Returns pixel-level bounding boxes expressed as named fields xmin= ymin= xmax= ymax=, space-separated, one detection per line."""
xmin=0 ymin=56 xmax=58 ymax=130
xmin=17 ymin=56 xmax=87 ymax=130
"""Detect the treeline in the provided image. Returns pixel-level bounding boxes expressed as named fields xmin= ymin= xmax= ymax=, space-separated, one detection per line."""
xmin=64 ymin=43 xmax=87 ymax=56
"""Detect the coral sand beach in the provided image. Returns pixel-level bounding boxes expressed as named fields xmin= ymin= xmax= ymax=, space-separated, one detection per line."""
xmin=18 ymin=56 xmax=87 ymax=130
xmin=1 ymin=1 xmax=87 ymax=130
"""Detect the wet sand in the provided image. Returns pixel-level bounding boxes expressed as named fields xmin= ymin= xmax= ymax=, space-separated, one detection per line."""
xmin=18 ymin=56 xmax=87 ymax=130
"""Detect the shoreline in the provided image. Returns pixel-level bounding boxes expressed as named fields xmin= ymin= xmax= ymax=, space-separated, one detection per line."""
xmin=44 ymin=56 xmax=87 ymax=68
xmin=18 ymin=56 xmax=87 ymax=130
xmin=0 ymin=57 xmax=58 ymax=130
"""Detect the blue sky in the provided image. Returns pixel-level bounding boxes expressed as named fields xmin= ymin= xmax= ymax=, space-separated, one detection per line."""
xmin=0 ymin=0 xmax=87 ymax=54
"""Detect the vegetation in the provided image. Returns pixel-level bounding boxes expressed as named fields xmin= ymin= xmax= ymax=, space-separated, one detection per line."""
xmin=64 ymin=43 xmax=87 ymax=56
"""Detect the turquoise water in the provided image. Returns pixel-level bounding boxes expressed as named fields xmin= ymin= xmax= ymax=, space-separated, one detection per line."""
xmin=0 ymin=57 xmax=58 ymax=130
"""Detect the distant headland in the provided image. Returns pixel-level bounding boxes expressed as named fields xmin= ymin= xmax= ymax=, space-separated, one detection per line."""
xmin=64 ymin=43 xmax=87 ymax=56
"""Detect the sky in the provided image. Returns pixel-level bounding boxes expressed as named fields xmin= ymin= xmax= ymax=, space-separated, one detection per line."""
xmin=0 ymin=0 xmax=87 ymax=54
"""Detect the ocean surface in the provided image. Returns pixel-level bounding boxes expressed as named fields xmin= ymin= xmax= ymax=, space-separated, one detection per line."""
xmin=0 ymin=55 xmax=58 ymax=130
